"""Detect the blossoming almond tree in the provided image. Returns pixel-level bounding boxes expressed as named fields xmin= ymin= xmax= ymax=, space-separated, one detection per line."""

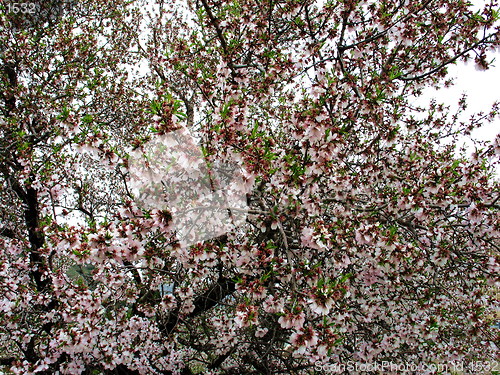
xmin=1 ymin=0 xmax=499 ymax=374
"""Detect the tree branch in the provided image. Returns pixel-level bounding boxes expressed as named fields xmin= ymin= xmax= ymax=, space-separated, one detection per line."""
xmin=162 ymin=275 xmax=236 ymax=334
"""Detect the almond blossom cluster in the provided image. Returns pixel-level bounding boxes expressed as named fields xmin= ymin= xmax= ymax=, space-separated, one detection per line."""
xmin=0 ymin=0 xmax=499 ymax=374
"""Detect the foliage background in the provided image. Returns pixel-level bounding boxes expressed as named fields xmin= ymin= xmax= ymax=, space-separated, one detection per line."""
xmin=0 ymin=0 xmax=499 ymax=374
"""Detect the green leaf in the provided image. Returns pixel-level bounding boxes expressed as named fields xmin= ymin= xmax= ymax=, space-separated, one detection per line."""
xmin=58 ymin=106 xmax=70 ymax=121
xmin=174 ymin=111 xmax=186 ymax=120
xmin=338 ymin=273 xmax=352 ymax=284
xmin=317 ymin=277 xmax=325 ymax=288
xmin=251 ymin=121 xmax=259 ymax=138
xmin=82 ymin=114 xmax=93 ymax=123
xmin=334 ymin=337 xmax=344 ymax=345
xmin=149 ymin=100 xmax=162 ymax=115
xmin=492 ymin=8 xmax=500 ymax=21
xmin=220 ymin=100 xmax=234 ymax=119
xmin=451 ymin=159 xmax=461 ymax=170
xmin=389 ymin=66 xmax=402 ymax=79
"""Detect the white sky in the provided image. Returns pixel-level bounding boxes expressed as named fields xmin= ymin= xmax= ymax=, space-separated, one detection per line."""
xmin=420 ymin=57 xmax=500 ymax=154
xmin=441 ymin=0 xmax=500 ymax=146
